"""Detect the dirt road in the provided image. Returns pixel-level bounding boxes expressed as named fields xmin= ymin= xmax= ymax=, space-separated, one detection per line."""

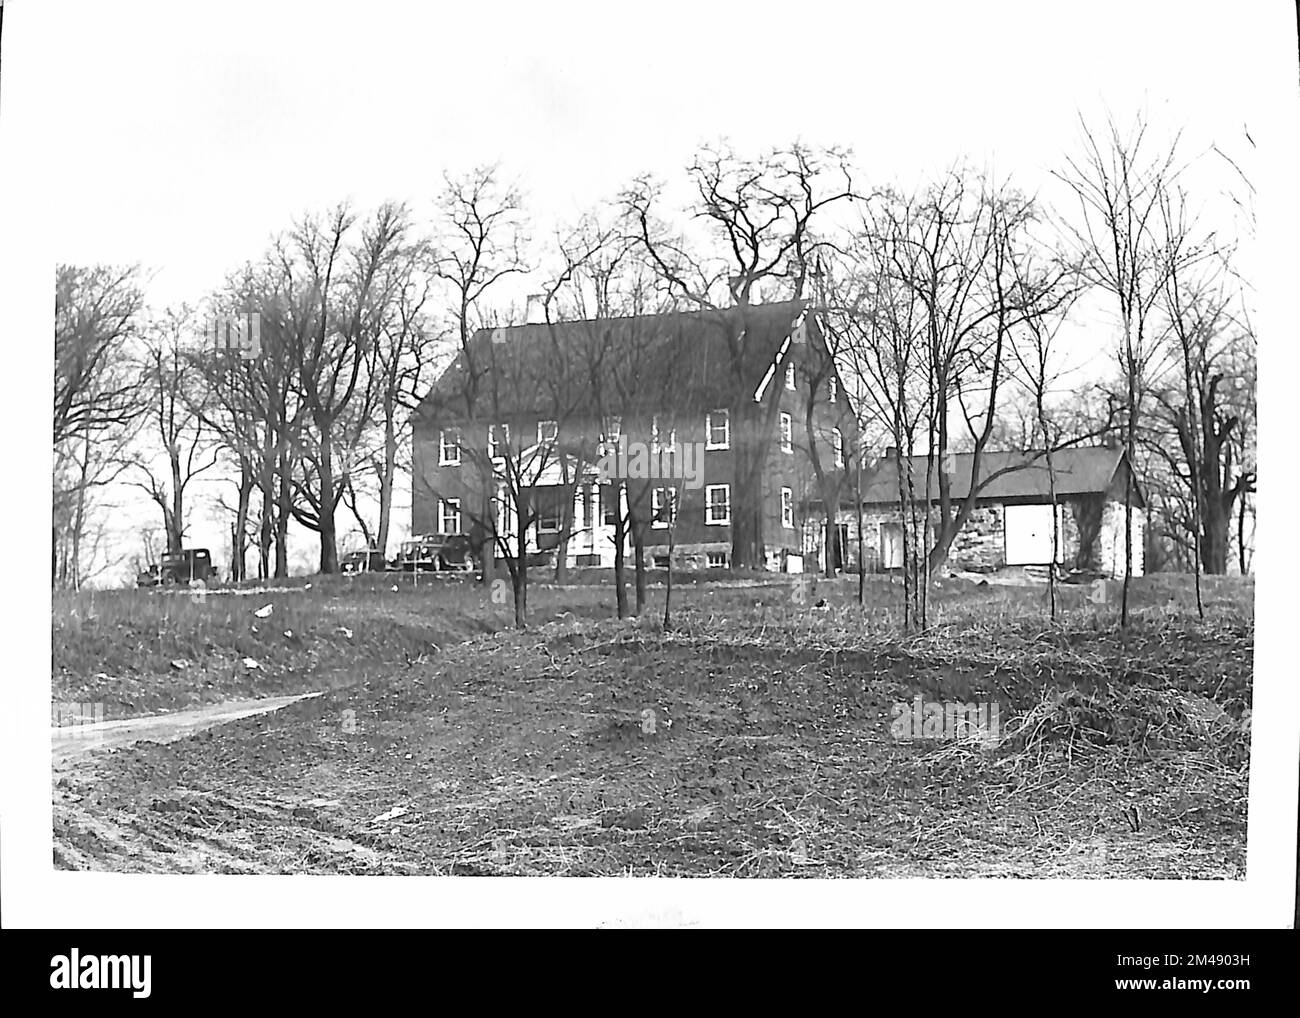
xmin=52 ymin=692 xmax=323 ymax=766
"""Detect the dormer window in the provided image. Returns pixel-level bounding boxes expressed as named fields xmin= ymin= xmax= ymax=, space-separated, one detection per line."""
xmin=537 ymin=419 xmax=558 ymax=446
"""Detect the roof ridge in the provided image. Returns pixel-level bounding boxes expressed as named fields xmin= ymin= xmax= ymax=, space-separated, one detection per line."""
xmin=470 ymin=298 xmax=808 ymax=335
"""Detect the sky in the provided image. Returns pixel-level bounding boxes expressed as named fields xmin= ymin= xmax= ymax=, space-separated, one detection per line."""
xmin=20 ymin=0 xmax=1279 ymax=305
xmin=3 ymin=0 xmax=1295 ymax=583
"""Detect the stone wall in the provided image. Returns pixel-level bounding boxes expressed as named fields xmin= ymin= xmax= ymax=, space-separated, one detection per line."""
xmin=945 ymin=504 xmax=1004 ymax=572
xmin=1099 ymin=501 xmax=1146 ymax=578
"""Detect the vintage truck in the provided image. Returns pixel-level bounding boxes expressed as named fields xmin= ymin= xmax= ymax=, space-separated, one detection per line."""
xmin=136 ymin=548 xmax=219 ymax=587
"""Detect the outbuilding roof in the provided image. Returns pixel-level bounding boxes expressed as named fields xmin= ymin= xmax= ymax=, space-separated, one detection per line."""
xmin=858 ymin=446 xmax=1145 ymax=508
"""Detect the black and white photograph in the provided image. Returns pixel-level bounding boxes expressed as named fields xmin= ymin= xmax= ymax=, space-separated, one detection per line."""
xmin=2 ymin=0 xmax=1298 ymax=944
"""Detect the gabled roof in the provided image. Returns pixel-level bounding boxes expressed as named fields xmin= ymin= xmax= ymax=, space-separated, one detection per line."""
xmin=414 ymin=300 xmax=814 ymax=422
xmin=859 ymin=446 xmax=1145 ymax=508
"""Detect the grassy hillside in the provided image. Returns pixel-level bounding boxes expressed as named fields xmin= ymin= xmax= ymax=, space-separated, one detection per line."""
xmin=53 ymin=573 xmax=1252 ymax=877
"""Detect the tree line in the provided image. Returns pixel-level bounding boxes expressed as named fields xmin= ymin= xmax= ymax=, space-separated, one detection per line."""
xmin=53 ymin=111 xmax=1256 ymax=632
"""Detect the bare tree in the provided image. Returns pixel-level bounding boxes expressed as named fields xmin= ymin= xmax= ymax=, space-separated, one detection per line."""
xmin=875 ymin=172 xmax=1081 ymax=581
xmin=195 ymin=266 xmax=305 ymax=579
xmin=1007 ymin=259 xmax=1084 ymax=620
xmin=417 ymin=329 xmax=581 ymax=628
xmin=1055 ymin=112 xmax=1201 ymax=625
xmin=825 ymin=229 xmax=928 ymax=628
xmin=360 ymin=235 xmax=439 ymax=555
xmin=798 ymin=259 xmax=859 ymax=577
xmin=432 ymin=165 xmax=527 ymax=591
xmin=538 ymin=212 xmax=689 ymax=615
xmin=54 ymin=264 xmax=145 ymax=447
xmin=53 ymin=426 xmax=138 ymax=589
xmin=126 ymin=307 xmax=221 ymax=553
xmin=1154 ymin=202 xmax=1255 ymax=583
xmin=272 ymin=201 xmax=411 ymax=573
xmin=623 ymin=141 xmax=859 ymax=569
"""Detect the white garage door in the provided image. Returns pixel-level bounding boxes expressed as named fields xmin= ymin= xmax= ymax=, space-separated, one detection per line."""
xmin=1004 ymin=504 xmax=1063 ymax=565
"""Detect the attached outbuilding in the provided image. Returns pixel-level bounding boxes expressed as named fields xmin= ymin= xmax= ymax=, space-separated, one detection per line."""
xmin=841 ymin=446 xmax=1147 ymax=579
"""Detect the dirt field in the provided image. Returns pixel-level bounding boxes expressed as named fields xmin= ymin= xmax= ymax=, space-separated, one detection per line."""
xmin=52 ymin=572 xmax=1252 ymax=877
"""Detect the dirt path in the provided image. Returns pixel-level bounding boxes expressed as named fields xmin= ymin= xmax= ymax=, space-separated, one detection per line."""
xmin=52 ymin=692 xmax=323 ymax=766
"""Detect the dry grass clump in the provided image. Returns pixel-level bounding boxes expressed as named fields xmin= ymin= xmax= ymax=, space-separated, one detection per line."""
xmin=1000 ymin=685 xmax=1248 ymax=761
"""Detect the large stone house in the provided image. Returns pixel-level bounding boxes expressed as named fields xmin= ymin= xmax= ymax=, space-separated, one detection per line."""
xmin=841 ymin=446 xmax=1147 ymax=578
xmin=411 ymin=300 xmax=856 ymax=570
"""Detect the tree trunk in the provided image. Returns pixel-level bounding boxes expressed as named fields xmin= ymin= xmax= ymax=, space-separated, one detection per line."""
xmin=612 ymin=489 xmax=628 ymax=619
xmin=480 ymin=491 xmax=496 ymax=587
xmin=855 ymin=463 xmax=865 ymax=607
xmin=633 ymin=534 xmax=647 ymax=615
xmin=233 ymin=459 xmax=253 ymax=582
xmin=513 ymin=509 xmax=529 ymax=628
xmin=1237 ymin=495 xmax=1249 ymax=575
xmin=1201 ymin=505 xmax=1231 ymax=575
xmin=275 ymin=446 xmax=291 ymax=579
xmin=662 ymin=523 xmax=676 ymax=631
xmin=729 ymin=404 xmax=768 ymax=569
xmin=1121 ymin=357 xmax=1137 ymax=629
xmin=376 ymin=407 xmax=397 ymax=556
xmin=553 ymin=476 xmax=577 ymax=584
xmin=168 ymin=448 xmax=184 ymax=552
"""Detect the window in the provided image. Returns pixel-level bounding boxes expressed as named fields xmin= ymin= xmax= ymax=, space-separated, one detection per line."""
xmin=598 ymin=416 xmax=623 ymax=458
xmin=537 ymin=419 xmax=558 ymax=446
xmin=705 ymin=410 xmax=730 ymax=450
xmin=705 ymin=484 xmax=731 ymax=526
xmin=439 ymin=428 xmax=461 ymax=466
xmin=706 ymin=552 xmax=728 ymax=569
xmin=828 ymin=377 xmax=838 ymax=403
xmin=779 ymin=412 xmax=793 ymax=453
xmin=495 ymin=489 xmax=512 ymax=536
xmin=781 ymin=487 xmax=794 ymax=529
xmin=535 ymin=494 xmax=564 ymax=534
xmin=651 ymin=415 xmax=676 ymax=452
xmin=831 ymin=427 xmax=844 ymax=468
xmin=785 ymin=362 xmax=796 ymax=390
xmin=439 ymin=498 xmax=462 ymax=535
xmin=488 ymin=423 xmax=509 ymax=459
xmin=651 ymin=486 xmax=678 ymax=529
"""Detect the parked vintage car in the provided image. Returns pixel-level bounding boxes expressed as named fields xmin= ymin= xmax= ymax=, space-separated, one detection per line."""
xmin=398 ymin=535 xmax=476 ymax=572
xmin=136 ymin=548 xmax=218 ymax=587
xmin=435 ymin=534 xmax=476 ymax=571
xmin=340 ymin=549 xmax=390 ymax=574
